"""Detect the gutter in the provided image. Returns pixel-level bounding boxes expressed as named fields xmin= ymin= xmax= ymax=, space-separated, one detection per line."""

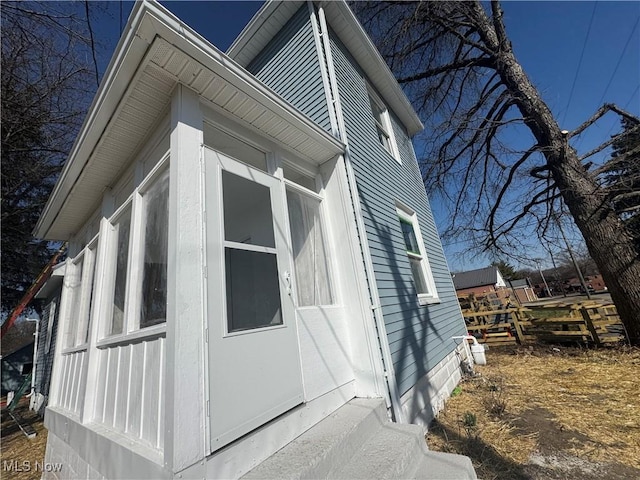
xmin=316 ymin=5 xmax=405 ymax=424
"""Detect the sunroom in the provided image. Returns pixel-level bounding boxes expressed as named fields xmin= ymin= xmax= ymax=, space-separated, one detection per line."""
xmin=34 ymin=3 xmax=394 ymax=478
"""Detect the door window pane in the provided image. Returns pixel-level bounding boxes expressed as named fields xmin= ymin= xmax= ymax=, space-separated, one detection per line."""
xmin=286 ymin=189 xmax=333 ymax=306
xmin=225 ymin=248 xmax=283 ymax=332
xmin=111 ymin=208 xmax=131 ymax=335
xmin=140 ymin=169 xmax=169 ymax=328
xmin=222 ymin=170 xmax=275 ymax=247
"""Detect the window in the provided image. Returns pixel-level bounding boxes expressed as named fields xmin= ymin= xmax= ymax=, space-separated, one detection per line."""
xmin=110 ymin=207 xmax=131 ymax=336
xmin=283 ymin=163 xmax=333 ymax=307
xmin=396 ymin=203 xmax=439 ymax=305
xmin=104 ymin=162 xmax=169 ymax=339
xmin=139 ymin=168 xmax=169 ymax=328
xmin=368 ymin=87 xmax=400 ymax=162
xmin=64 ymin=242 xmax=97 ymax=349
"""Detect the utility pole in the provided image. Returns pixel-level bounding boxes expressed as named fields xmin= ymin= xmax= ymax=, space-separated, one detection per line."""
xmin=554 ymin=213 xmax=592 ymax=300
xmin=536 ymin=259 xmax=552 ymax=298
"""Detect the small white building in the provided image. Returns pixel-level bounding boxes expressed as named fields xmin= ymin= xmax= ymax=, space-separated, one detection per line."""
xmin=35 ymin=1 xmax=474 ymax=478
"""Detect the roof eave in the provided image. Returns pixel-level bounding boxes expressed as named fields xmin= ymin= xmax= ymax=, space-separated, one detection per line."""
xmin=227 ymin=1 xmax=423 ymax=136
xmin=34 ymin=0 xmax=344 ymax=240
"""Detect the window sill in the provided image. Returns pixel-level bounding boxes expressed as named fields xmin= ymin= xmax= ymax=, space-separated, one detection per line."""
xmin=97 ymin=323 xmax=166 ymax=348
xmin=61 ymin=345 xmax=89 ymax=355
xmin=418 ymin=295 xmax=441 ymax=306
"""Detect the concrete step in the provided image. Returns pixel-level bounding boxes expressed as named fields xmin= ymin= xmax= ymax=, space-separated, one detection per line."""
xmin=242 ymin=397 xmax=477 ymax=480
xmin=329 ymin=422 xmax=427 ymax=479
xmin=409 ymin=451 xmax=477 ymax=479
xmin=241 ymin=398 xmax=388 ymax=480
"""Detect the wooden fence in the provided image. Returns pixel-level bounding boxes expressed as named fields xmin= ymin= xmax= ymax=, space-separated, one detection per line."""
xmin=459 ymin=295 xmax=627 ymax=346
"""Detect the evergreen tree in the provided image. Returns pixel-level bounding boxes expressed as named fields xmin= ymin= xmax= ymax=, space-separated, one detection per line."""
xmin=606 ymin=117 xmax=640 ymax=249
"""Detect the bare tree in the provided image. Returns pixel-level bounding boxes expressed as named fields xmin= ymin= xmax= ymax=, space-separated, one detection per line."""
xmin=1 ymin=1 xmax=102 ymax=313
xmin=353 ymin=1 xmax=640 ymax=343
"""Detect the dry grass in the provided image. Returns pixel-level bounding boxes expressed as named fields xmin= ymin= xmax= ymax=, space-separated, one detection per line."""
xmin=1 ymin=401 xmax=48 ymax=480
xmin=427 ymin=345 xmax=640 ymax=480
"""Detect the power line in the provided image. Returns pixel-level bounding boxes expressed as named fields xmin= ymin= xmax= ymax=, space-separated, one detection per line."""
xmin=561 ymin=2 xmax=597 ymax=128
xmin=624 ymin=84 xmax=640 ymax=111
xmin=596 ymin=15 xmax=640 ymax=108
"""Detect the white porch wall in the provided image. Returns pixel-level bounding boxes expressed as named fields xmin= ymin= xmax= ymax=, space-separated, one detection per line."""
xmin=165 ymin=84 xmax=207 ymax=472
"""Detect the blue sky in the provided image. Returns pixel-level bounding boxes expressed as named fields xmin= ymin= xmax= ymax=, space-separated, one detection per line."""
xmin=95 ymin=1 xmax=639 ymax=272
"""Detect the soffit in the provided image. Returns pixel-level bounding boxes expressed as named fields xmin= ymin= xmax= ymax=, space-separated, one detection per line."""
xmin=35 ymin=1 xmax=344 ymax=241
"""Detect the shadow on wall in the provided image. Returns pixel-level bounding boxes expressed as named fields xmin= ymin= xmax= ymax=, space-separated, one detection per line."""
xmin=360 ymin=195 xmax=447 ymax=423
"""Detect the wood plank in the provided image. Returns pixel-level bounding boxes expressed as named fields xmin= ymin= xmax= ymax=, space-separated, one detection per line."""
xmin=115 ymin=344 xmax=131 ymax=432
xmin=127 ymin=341 xmax=145 ymax=437
xmin=9 ymin=412 xmax=37 ymax=439
xmin=142 ymin=339 xmax=161 ymax=447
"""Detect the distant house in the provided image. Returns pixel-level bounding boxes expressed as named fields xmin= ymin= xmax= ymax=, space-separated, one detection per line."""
xmin=32 ymin=1 xmax=475 ymax=479
xmin=1 ymin=320 xmax=36 ymax=395
xmin=452 ymin=265 xmax=511 ymax=300
xmin=509 ymin=278 xmax=538 ymax=303
xmin=29 ymin=263 xmax=65 ymax=415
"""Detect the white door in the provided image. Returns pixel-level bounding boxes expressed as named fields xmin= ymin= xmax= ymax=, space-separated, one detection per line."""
xmin=205 ymin=148 xmax=304 ymax=451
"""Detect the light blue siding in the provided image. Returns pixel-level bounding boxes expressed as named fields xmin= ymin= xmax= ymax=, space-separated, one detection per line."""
xmin=328 ymin=33 xmax=467 ymax=395
xmin=247 ymin=5 xmax=331 ymax=132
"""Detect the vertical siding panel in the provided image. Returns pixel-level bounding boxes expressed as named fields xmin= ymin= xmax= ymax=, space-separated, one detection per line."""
xmin=73 ymin=352 xmax=86 ymax=414
xmin=95 ymin=348 xmax=108 ymax=422
xmin=59 ymin=355 xmax=70 ymax=409
xmin=114 ymin=344 xmax=131 ymax=432
xmin=329 ymin=33 xmax=467 ymax=395
xmin=141 ymin=339 xmax=160 ymax=446
xmin=156 ymin=337 xmax=165 ymax=450
xmin=64 ymin=355 xmax=75 ymax=410
xmin=104 ymin=347 xmax=119 ymax=427
xmin=68 ymin=354 xmax=78 ymax=411
xmin=127 ymin=341 xmax=144 ymax=437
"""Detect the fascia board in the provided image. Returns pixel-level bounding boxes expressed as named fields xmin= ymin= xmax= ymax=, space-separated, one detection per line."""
xmin=226 ymin=1 xmax=288 ymax=61
xmin=324 ymin=1 xmax=423 ymax=135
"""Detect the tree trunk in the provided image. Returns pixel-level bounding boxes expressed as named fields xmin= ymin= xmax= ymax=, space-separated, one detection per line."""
xmin=480 ymin=1 xmax=640 ymax=344
xmin=552 ymin=148 xmax=640 ymax=344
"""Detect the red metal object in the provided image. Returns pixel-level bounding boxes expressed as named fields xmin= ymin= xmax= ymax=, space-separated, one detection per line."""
xmin=1 ymin=244 xmax=66 ymax=338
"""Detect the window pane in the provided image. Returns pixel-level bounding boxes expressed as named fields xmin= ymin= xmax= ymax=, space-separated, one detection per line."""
xmin=111 ymin=208 xmax=131 ymax=335
xmin=225 ymin=248 xmax=282 ymax=332
xmin=410 ymin=257 xmax=429 ymax=295
xmin=369 ymin=95 xmax=385 ymax=125
xmin=400 ymin=218 xmax=420 ymax=254
xmin=287 ymin=189 xmax=333 ymax=306
xmin=76 ymin=250 xmax=96 ymax=345
xmin=140 ymin=169 xmax=169 ymax=328
xmin=282 ymin=164 xmax=317 ymax=192
xmin=204 ymin=123 xmax=267 ymax=172
xmin=65 ymin=258 xmax=84 ymax=347
xmin=222 ymin=170 xmax=275 ymax=248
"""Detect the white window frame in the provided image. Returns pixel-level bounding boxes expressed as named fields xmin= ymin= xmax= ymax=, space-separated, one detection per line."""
xmin=396 ymin=203 xmax=439 ymax=305
xmin=97 ymin=156 xmax=169 ymax=347
xmin=61 ymin=237 xmax=98 ymax=353
xmin=279 ymin=158 xmax=336 ymax=307
xmin=368 ymin=86 xmax=401 ymax=163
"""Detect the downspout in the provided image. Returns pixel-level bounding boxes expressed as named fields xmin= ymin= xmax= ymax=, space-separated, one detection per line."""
xmin=27 ymin=318 xmax=39 ymax=404
xmin=315 ymin=4 xmax=405 ymax=424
